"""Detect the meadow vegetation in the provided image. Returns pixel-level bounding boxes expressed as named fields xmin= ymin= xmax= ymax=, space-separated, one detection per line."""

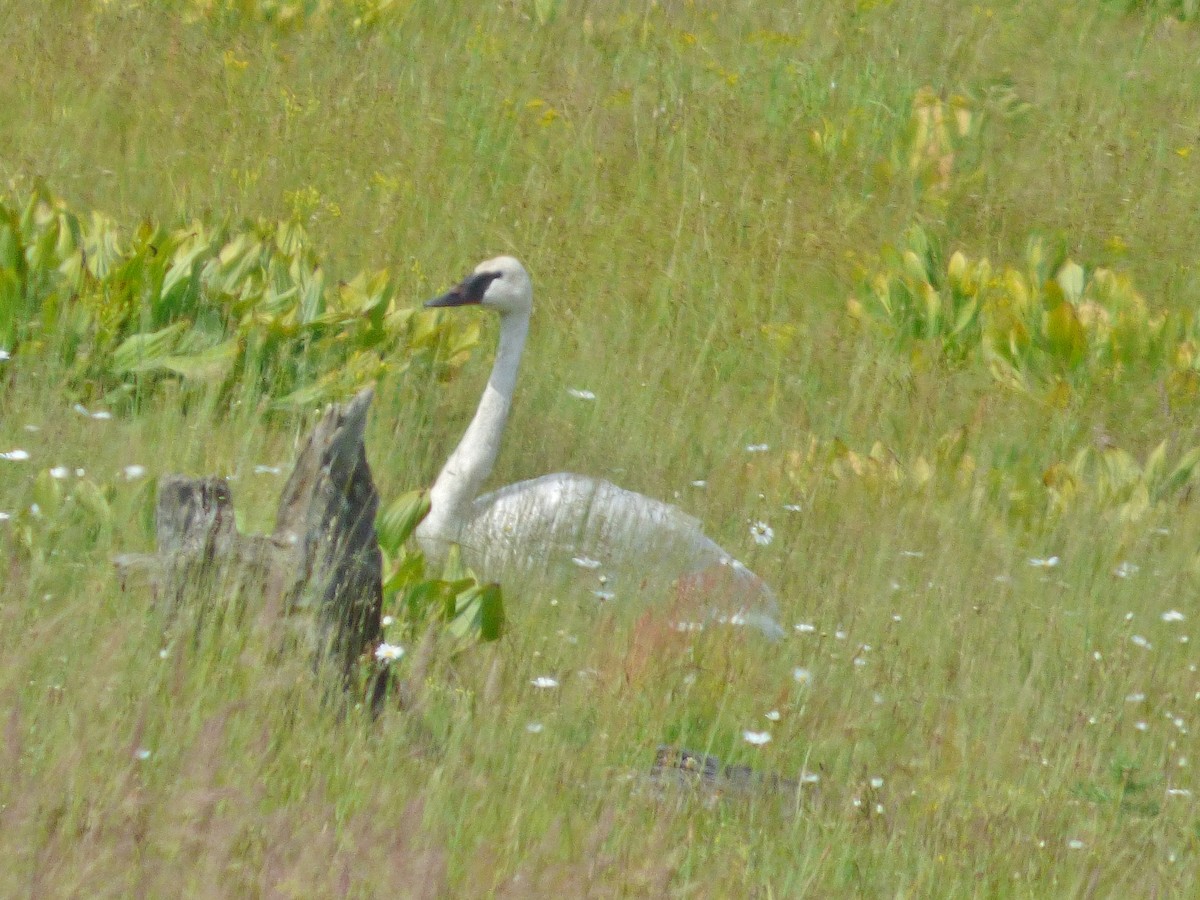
xmin=2 ymin=0 xmax=1200 ymax=894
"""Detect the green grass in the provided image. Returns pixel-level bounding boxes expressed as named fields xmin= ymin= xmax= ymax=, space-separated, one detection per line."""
xmin=3 ymin=0 xmax=1200 ymax=894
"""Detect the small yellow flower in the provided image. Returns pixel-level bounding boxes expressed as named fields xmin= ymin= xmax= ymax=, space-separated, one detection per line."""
xmin=223 ymin=49 xmax=249 ymax=71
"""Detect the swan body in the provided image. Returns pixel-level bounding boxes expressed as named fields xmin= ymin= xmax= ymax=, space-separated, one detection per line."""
xmin=415 ymin=256 xmax=783 ymax=638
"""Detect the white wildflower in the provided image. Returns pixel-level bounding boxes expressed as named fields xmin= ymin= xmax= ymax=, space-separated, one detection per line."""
xmin=1 ymin=450 xmax=30 ymax=461
xmin=1028 ymin=556 xmax=1059 ymax=569
xmin=90 ymin=410 xmax=112 ymax=420
xmin=742 ymin=730 xmax=772 ymax=746
xmin=381 ymin=615 xmax=394 ymax=627
xmin=123 ymin=464 xmax=147 ymax=480
xmin=1067 ymin=839 xmax=1085 ymax=850
xmin=794 ymin=623 xmax=816 ymax=633
xmin=1126 ymin=693 xmax=1146 ymax=703
xmin=792 ymin=666 xmax=813 ymax=684
xmin=691 ymin=479 xmax=707 ymax=488
xmin=571 ymin=556 xmax=602 ymax=570
xmin=745 ymin=443 xmax=770 ymax=453
xmin=531 ymin=676 xmax=559 ymax=689
xmin=49 ymin=466 xmax=69 ymax=479
xmin=1114 ymin=561 xmax=1139 ymax=579
xmin=1130 ymin=635 xmax=1152 ymax=649
xmin=1167 ymin=788 xmax=1192 ymax=797
xmin=765 ymin=709 xmax=781 ymax=721
xmin=525 ymin=722 xmax=544 ymax=733
xmin=374 ymin=642 xmax=405 ymax=663
xmin=566 ymin=388 xmax=596 ymax=400
xmin=1162 ymin=610 xmax=1186 ymax=623
xmin=749 ymin=521 xmax=774 ymax=546
xmin=254 ymin=464 xmax=282 ymax=475
xmin=134 ymin=748 xmax=152 ymax=761
xmin=870 ymin=777 xmax=884 ymax=789
xmin=783 ymin=503 xmax=802 ymax=512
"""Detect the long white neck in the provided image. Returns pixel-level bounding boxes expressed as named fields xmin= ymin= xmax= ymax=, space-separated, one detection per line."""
xmin=422 ymin=308 xmax=530 ymax=542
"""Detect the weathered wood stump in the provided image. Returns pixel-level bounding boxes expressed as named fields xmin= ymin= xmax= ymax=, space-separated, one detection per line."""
xmin=114 ymin=387 xmax=384 ymax=699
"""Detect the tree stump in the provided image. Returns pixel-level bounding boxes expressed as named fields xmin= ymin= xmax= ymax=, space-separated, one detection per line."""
xmin=115 ymin=387 xmax=384 ymax=699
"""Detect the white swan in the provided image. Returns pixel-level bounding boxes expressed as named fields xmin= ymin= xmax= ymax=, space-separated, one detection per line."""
xmin=415 ymin=256 xmax=783 ymax=639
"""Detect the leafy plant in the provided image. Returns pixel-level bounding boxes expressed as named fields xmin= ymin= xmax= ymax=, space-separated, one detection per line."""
xmin=1042 ymin=439 xmax=1200 ymax=523
xmin=0 ymin=185 xmax=480 ymax=409
xmin=847 ymin=224 xmax=986 ymax=362
xmin=375 ymin=490 xmax=505 ymax=655
xmin=850 ymin=225 xmax=1170 ymax=388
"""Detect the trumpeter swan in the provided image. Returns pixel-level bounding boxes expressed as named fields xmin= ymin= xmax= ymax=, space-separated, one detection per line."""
xmin=415 ymin=256 xmax=783 ymax=639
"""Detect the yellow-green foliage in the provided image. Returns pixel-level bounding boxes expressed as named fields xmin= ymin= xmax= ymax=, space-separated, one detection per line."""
xmin=0 ymin=185 xmax=479 ymax=408
xmin=852 ymin=224 xmax=1170 ymax=388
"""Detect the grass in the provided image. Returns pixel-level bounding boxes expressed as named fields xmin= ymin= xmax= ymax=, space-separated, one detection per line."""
xmin=2 ymin=0 xmax=1200 ymax=894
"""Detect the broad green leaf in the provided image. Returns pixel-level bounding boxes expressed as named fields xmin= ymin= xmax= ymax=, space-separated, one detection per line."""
xmin=148 ymin=339 xmax=240 ymax=381
xmin=33 ymin=470 xmax=62 ymax=517
xmin=71 ymin=478 xmax=112 ymax=527
xmin=83 ymin=212 xmax=123 ymax=280
xmin=1142 ymin=441 xmax=1168 ymax=491
xmin=382 ymin=549 xmax=426 ymax=596
xmin=376 ymin=490 xmax=431 ymax=556
xmin=1057 ymin=261 xmax=1085 ymax=303
xmin=160 ymin=228 xmax=214 ymax=309
xmin=0 ymin=205 xmax=25 ymax=274
xmin=1044 ymin=296 xmax=1086 ymax=367
xmin=902 ymin=249 xmax=929 ymax=285
xmin=445 ymin=582 xmax=504 ymax=647
xmin=111 ymin=321 xmax=188 ymax=372
xmin=950 ymin=297 xmax=978 ymax=336
xmin=947 ymin=250 xmax=967 ymax=288
xmin=1160 ymin=445 xmax=1200 ymax=498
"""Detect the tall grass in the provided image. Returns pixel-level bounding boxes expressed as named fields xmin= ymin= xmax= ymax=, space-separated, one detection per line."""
xmin=2 ymin=0 xmax=1199 ymax=894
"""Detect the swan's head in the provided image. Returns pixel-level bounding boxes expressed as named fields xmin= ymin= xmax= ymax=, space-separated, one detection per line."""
xmin=426 ymin=256 xmax=532 ymax=317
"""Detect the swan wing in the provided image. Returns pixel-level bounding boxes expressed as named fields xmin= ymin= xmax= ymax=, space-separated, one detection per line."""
xmin=451 ymin=473 xmax=782 ymax=639
xmin=462 ymin=473 xmax=725 ymax=574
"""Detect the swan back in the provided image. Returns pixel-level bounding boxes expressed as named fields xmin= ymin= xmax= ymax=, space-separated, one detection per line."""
xmin=454 ymin=473 xmax=783 ymax=638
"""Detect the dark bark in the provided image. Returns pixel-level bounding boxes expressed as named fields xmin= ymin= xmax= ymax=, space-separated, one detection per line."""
xmin=114 ymin=387 xmax=384 ymax=699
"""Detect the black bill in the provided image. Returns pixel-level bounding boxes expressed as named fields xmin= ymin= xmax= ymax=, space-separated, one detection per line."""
xmin=425 ymin=270 xmax=501 ymax=308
